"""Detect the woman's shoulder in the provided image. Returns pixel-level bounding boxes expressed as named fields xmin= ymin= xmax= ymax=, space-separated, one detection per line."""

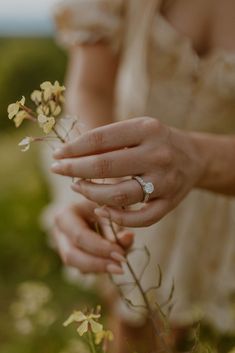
xmin=54 ymin=0 xmax=126 ymax=50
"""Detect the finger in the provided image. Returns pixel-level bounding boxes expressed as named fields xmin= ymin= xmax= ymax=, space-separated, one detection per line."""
xmin=116 ymin=230 xmax=134 ymax=249
xmin=51 ymin=148 xmax=143 ymax=179
xmin=98 ymin=216 xmax=120 ymax=242
xmin=53 ymin=118 xmax=146 ymax=159
xmin=53 ymin=227 xmax=124 ymax=274
xmin=71 ymin=179 xmax=143 ymax=207
xmin=98 ymin=217 xmax=134 ymax=249
xmin=55 ymin=208 xmax=125 ymax=258
xmin=94 ymin=199 xmax=170 ymax=228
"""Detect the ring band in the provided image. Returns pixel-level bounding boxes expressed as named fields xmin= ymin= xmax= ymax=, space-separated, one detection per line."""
xmin=133 ymin=176 xmax=155 ymax=203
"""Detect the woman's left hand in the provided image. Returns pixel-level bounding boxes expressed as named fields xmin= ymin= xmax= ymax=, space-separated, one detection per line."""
xmin=52 ymin=117 xmax=204 ymax=227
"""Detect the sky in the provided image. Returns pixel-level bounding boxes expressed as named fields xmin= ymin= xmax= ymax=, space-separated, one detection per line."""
xmin=0 ymin=0 xmax=58 ymax=36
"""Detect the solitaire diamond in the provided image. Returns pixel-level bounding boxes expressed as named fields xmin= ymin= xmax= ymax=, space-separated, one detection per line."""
xmin=133 ymin=176 xmax=155 ymax=203
xmin=144 ymin=182 xmax=154 ymax=194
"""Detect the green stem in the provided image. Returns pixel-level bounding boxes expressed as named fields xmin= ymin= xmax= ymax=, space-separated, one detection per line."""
xmin=88 ymin=331 xmax=97 ymax=353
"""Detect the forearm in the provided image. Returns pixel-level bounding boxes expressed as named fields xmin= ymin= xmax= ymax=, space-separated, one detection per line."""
xmin=65 ymin=78 xmax=115 ymax=131
xmin=74 ymin=89 xmax=115 ymax=129
xmin=192 ymin=132 xmax=235 ymax=195
xmin=64 ymin=44 xmax=118 ymax=130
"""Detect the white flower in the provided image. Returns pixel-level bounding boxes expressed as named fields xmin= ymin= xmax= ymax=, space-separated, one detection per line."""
xmin=18 ymin=137 xmax=34 ymax=152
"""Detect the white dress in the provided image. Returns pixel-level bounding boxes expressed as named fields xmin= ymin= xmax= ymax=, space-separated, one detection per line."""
xmin=51 ymin=0 xmax=235 ymax=332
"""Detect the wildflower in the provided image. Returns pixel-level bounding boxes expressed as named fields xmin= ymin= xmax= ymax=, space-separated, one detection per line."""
xmin=49 ymin=100 xmax=61 ymax=116
xmin=37 ymin=105 xmax=50 ymax=116
xmin=31 ymin=90 xmax=42 ymax=104
xmin=95 ymin=330 xmax=114 ymax=345
xmin=38 ymin=114 xmax=55 ymax=134
xmin=8 ymin=96 xmax=25 ymax=120
xmin=13 ymin=110 xmax=29 ymax=128
xmin=18 ymin=137 xmax=34 ymax=152
xmin=40 ymin=81 xmax=65 ymax=101
xmin=63 ymin=310 xmax=103 ymax=336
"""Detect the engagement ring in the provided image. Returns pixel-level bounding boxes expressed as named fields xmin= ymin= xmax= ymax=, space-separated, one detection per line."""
xmin=133 ymin=176 xmax=155 ymax=203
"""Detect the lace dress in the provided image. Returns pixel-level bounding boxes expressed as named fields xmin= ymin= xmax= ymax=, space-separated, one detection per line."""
xmin=53 ymin=0 xmax=235 ymax=332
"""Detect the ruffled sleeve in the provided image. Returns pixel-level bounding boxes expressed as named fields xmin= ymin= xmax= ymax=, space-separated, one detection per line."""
xmin=54 ymin=0 xmax=125 ymax=51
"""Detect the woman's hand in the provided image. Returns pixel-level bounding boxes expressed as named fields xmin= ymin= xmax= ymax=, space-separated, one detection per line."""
xmin=52 ymin=199 xmax=134 ymax=274
xmin=52 ymin=117 xmax=205 ymax=227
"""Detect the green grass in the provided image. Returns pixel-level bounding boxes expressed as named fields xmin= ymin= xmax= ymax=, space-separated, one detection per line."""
xmin=0 ymin=128 xmax=99 ymax=353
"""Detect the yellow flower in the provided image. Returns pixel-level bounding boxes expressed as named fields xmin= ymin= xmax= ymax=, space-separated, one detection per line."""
xmin=18 ymin=137 xmax=34 ymax=152
xmin=40 ymin=81 xmax=65 ymax=101
xmin=52 ymin=80 xmax=66 ymax=96
xmin=95 ymin=330 xmax=114 ymax=345
xmin=38 ymin=114 xmax=55 ymax=134
xmin=228 ymin=349 xmax=235 ymax=353
xmin=37 ymin=105 xmax=50 ymax=116
xmin=13 ymin=110 xmax=28 ymax=128
xmin=40 ymin=81 xmax=54 ymax=101
xmin=31 ymin=90 xmax=42 ymax=104
xmin=8 ymin=96 xmax=25 ymax=120
xmin=63 ymin=311 xmax=103 ymax=337
xmin=49 ymin=101 xmax=61 ymax=116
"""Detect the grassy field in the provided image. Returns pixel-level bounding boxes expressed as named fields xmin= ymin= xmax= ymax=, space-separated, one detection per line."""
xmin=0 ymin=128 xmax=99 ymax=353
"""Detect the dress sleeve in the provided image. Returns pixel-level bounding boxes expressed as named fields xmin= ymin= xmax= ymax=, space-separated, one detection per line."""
xmin=54 ymin=0 xmax=125 ymax=51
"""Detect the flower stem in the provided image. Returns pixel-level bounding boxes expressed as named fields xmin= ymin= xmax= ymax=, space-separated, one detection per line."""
xmin=88 ymin=331 xmax=97 ymax=353
xmin=108 ymin=218 xmax=172 ymax=353
xmin=52 ymin=126 xmax=66 ymax=144
xmin=20 ymin=104 xmax=37 ymax=119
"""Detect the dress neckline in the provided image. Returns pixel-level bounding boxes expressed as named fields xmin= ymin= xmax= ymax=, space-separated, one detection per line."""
xmin=157 ymin=12 xmax=235 ymax=64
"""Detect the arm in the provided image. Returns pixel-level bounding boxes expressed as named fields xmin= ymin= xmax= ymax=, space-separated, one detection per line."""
xmin=192 ymin=131 xmax=235 ymax=195
xmin=65 ymin=43 xmax=119 ymax=129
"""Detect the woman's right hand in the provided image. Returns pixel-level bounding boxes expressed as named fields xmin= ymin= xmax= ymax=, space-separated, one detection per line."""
xmin=52 ymin=199 xmax=134 ymax=275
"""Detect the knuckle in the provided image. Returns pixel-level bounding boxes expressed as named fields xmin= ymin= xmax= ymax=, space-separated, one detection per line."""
xmin=140 ymin=117 xmax=161 ymax=133
xmin=93 ymin=157 xmax=113 ymax=178
xmin=88 ymin=130 xmax=104 ymax=149
xmin=110 ymin=191 xmax=129 ymax=206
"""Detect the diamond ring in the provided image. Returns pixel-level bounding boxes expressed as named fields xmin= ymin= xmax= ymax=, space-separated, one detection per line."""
xmin=133 ymin=176 xmax=155 ymax=203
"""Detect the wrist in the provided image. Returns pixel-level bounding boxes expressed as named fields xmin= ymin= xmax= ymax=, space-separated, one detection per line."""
xmin=186 ymin=131 xmax=210 ymax=188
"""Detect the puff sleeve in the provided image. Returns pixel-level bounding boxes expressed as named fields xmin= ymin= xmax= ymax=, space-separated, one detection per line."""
xmin=54 ymin=0 xmax=125 ymax=51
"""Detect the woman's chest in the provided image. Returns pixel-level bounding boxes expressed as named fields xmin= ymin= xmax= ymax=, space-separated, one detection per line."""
xmin=161 ymin=0 xmax=235 ymax=59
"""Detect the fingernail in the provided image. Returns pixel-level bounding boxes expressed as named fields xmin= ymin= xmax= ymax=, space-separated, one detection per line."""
xmin=51 ymin=162 xmax=61 ymax=171
xmin=107 ymin=264 xmax=124 ymax=275
xmin=118 ymin=230 xmax=134 ymax=239
xmin=71 ymin=181 xmax=81 ymax=190
xmin=111 ymin=252 xmax=127 ymax=263
xmin=53 ymin=148 xmax=63 ymax=158
xmin=94 ymin=208 xmax=109 ymax=219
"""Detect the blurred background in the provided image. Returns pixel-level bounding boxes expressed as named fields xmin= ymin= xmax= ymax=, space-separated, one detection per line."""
xmin=0 ymin=2 xmax=99 ymax=352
